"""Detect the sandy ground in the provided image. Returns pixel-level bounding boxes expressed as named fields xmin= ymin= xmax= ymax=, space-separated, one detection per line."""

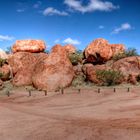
xmin=0 ymin=87 xmax=140 ymax=140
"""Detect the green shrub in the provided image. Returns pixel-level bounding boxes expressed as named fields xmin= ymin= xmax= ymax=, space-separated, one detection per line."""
xmin=0 ymin=58 xmax=6 ymax=67
xmin=113 ymin=48 xmax=138 ymax=61
xmin=96 ymin=69 xmax=123 ymax=86
xmin=69 ymin=50 xmax=84 ymax=65
xmin=0 ymin=73 xmax=3 ymax=78
xmin=72 ymin=75 xmax=86 ymax=87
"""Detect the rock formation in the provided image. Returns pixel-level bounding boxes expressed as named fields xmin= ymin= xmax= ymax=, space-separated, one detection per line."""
xmin=12 ymin=40 xmax=46 ymax=53
xmin=8 ymin=52 xmax=37 ymax=86
xmin=113 ymin=56 xmax=140 ymax=84
xmin=63 ymin=44 xmax=76 ymax=54
xmin=32 ymin=44 xmax=74 ymax=91
xmin=84 ymin=38 xmax=125 ymax=63
xmin=82 ymin=64 xmax=110 ymax=84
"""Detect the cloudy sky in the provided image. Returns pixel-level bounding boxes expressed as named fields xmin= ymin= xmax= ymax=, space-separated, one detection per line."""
xmin=0 ymin=0 xmax=140 ymax=52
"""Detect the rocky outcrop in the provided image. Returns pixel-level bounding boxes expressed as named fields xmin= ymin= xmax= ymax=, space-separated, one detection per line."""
xmin=32 ymin=44 xmax=74 ymax=91
xmin=12 ymin=40 xmax=46 ymax=53
xmin=82 ymin=64 xmax=110 ymax=84
xmin=8 ymin=52 xmax=48 ymax=87
xmin=113 ymin=56 xmax=140 ymax=84
xmin=8 ymin=52 xmax=37 ymax=86
xmin=0 ymin=64 xmax=10 ymax=81
xmin=63 ymin=44 xmax=76 ymax=54
xmin=84 ymin=38 xmax=125 ymax=63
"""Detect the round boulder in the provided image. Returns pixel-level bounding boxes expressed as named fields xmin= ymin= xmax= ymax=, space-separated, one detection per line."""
xmin=84 ymin=38 xmax=125 ymax=63
xmin=12 ymin=40 xmax=46 ymax=53
xmin=32 ymin=44 xmax=74 ymax=91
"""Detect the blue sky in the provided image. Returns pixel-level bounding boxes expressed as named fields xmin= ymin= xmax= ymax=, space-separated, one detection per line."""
xmin=0 ymin=0 xmax=140 ymax=52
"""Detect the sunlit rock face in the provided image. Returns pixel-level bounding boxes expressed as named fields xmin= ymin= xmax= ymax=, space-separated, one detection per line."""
xmin=8 ymin=52 xmax=48 ymax=86
xmin=63 ymin=44 xmax=76 ymax=54
xmin=12 ymin=40 xmax=46 ymax=53
xmin=84 ymin=38 xmax=125 ymax=63
xmin=113 ymin=56 xmax=140 ymax=84
xmin=32 ymin=44 xmax=74 ymax=91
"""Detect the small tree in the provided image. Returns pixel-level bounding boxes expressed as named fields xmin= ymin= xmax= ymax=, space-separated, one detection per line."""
xmin=72 ymin=75 xmax=86 ymax=87
xmin=113 ymin=48 xmax=139 ymax=61
xmin=0 ymin=58 xmax=6 ymax=67
xmin=6 ymin=46 xmax=12 ymax=54
xmin=96 ymin=69 xmax=123 ymax=86
xmin=69 ymin=50 xmax=84 ymax=65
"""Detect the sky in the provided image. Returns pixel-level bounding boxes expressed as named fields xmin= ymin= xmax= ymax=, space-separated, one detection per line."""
xmin=0 ymin=0 xmax=140 ymax=52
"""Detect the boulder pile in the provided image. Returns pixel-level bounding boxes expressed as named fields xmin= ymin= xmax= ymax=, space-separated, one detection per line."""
xmin=1 ymin=38 xmax=139 ymax=91
xmin=84 ymin=38 xmax=125 ymax=63
xmin=8 ymin=40 xmax=74 ymax=91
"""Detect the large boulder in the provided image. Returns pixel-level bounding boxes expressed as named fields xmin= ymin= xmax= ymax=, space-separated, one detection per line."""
xmin=63 ymin=44 xmax=76 ymax=54
xmin=82 ymin=64 xmax=110 ymax=84
xmin=113 ymin=56 xmax=140 ymax=84
xmin=0 ymin=64 xmax=10 ymax=81
xmin=32 ymin=44 xmax=74 ymax=91
xmin=12 ymin=40 xmax=46 ymax=53
xmin=0 ymin=49 xmax=8 ymax=59
xmin=8 ymin=52 xmax=37 ymax=86
xmin=84 ymin=38 xmax=125 ymax=63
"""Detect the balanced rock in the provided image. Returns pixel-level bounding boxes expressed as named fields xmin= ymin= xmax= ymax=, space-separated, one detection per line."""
xmin=12 ymin=40 xmax=46 ymax=53
xmin=63 ymin=44 xmax=76 ymax=54
xmin=113 ymin=56 xmax=140 ymax=83
xmin=32 ymin=44 xmax=74 ymax=91
xmin=84 ymin=38 xmax=125 ymax=63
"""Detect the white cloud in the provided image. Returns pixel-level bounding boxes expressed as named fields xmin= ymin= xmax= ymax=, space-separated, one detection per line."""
xmin=112 ymin=23 xmax=132 ymax=34
xmin=64 ymin=0 xmax=119 ymax=13
xmin=54 ymin=39 xmax=60 ymax=43
xmin=33 ymin=1 xmax=42 ymax=8
xmin=63 ymin=38 xmax=81 ymax=45
xmin=0 ymin=35 xmax=15 ymax=41
xmin=16 ymin=9 xmax=25 ymax=12
xmin=43 ymin=7 xmax=69 ymax=16
xmin=99 ymin=25 xmax=104 ymax=29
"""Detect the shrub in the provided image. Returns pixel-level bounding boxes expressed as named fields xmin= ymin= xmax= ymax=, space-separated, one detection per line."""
xmin=0 ymin=72 xmax=3 ymax=78
xmin=72 ymin=75 xmax=86 ymax=87
xmin=69 ymin=50 xmax=84 ymax=65
xmin=136 ymin=74 xmax=140 ymax=82
xmin=0 ymin=58 xmax=6 ymax=67
xmin=96 ymin=69 xmax=123 ymax=86
xmin=112 ymin=48 xmax=139 ymax=61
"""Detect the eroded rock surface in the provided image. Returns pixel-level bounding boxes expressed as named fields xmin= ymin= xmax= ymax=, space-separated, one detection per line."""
xmin=32 ymin=44 xmax=74 ymax=91
xmin=12 ymin=40 xmax=46 ymax=53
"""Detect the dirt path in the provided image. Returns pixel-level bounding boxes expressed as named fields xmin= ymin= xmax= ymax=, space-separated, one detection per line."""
xmin=0 ymin=89 xmax=140 ymax=140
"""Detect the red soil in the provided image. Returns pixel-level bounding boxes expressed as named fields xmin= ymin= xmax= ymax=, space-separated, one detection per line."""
xmin=0 ymin=88 xmax=140 ymax=140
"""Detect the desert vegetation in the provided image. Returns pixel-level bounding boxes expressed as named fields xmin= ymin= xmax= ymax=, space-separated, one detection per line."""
xmin=112 ymin=48 xmax=139 ymax=61
xmin=96 ymin=69 xmax=123 ymax=86
xmin=68 ymin=50 xmax=84 ymax=65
